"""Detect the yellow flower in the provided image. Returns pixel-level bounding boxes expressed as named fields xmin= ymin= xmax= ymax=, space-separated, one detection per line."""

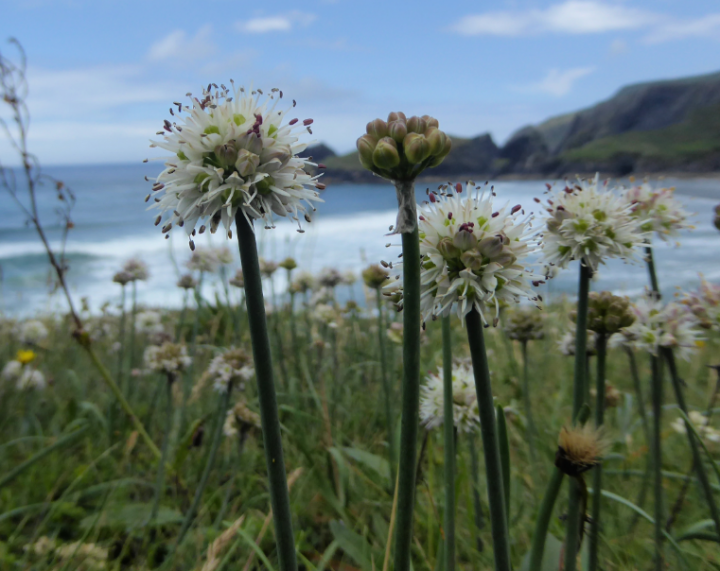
xmin=17 ymin=349 xmax=36 ymax=365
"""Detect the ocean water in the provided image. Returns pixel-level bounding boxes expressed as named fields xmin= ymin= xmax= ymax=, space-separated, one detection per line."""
xmin=1 ymin=163 xmax=719 ymax=316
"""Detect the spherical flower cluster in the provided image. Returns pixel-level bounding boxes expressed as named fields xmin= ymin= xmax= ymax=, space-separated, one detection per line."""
xmin=290 ymin=271 xmax=315 ymax=294
xmin=420 ymin=361 xmax=480 ymax=433
xmin=574 ymin=291 xmax=635 ymax=335
xmin=388 ymin=182 xmax=542 ymax=325
xmin=313 ymin=303 xmax=339 ymax=328
xmin=682 ymin=277 xmax=720 ymax=332
xmin=503 ymin=307 xmax=544 ymax=342
xmin=621 ymin=296 xmax=702 ymax=360
xmin=671 ymin=411 xmax=720 ymax=444
xmin=123 ymin=258 xmax=149 ymax=281
xmin=149 ymin=83 xmax=323 ymax=243
xmin=16 ymin=319 xmax=48 ymax=346
xmin=259 ymin=258 xmax=279 ymax=278
xmin=317 ymin=267 xmax=343 ymax=288
xmin=362 ymin=264 xmax=389 ymax=290
xmin=541 ymin=174 xmax=647 ymax=272
xmin=229 ymin=269 xmax=245 ymax=288
xmin=135 ymin=310 xmax=165 ymax=336
xmin=623 ymin=181 xmax=692 ymax=241
xmin=2 ymin=355 xmax=45 ymax=391
xmin=177 ymin=274 xmax=198 ymax=290
xmin=143 ymin=342 xmax=192 ymax=376
xmin=186 ymin=247 xmax=221 ymax=273
xmin=223 ymin=400 xmax=261 ymax=438
xmin=203 ymin=347 xmax=254 ymax=392
xmin=279 ymin=257 xmax=297 ymax=271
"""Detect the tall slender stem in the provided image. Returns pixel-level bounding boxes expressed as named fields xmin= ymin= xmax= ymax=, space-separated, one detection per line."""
xmin=148 ymin=376 xmax=174 ymax=526
xmin=467 ymin=433 xmax=485 ymax=552
xmin=377 ymin=288 xmax=395 ymax=478
xmin=392 ymin=180 xmax=422 ymax=571
xmin=465 ymin=310 xmax=511 ymax=571
xmin=521 ymin=340 xmax=537 ymax=464
xmin=663 ymin=348 xmax=720 ymax=537
xmin=564 ymin=263 xmax=591 ymax=571
xmin=588 ymin=333 xmax=607 ymax=571
xmin=175 ymin=385 xmax=232 ymax=546
xmin=645 ymin=245 xmax=660 ymax=297
xmin=528 ymin=469 xmax=564 ymax=571
xmin=235 ymin=212 xmax=297 ymax=571
xmin=441 ymin=316 xmax=455 ymax=571
xmin=650 ymin=354 xmax=664 ymax=570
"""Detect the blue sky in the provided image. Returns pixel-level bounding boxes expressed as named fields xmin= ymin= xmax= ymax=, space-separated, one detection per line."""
xmin=2 ymin=0 xmax=720 ymax=165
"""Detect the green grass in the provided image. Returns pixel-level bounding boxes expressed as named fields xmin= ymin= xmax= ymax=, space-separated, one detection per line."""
xmin=1 ymin=293 xmax=719 ymax=570
xmin=563 ymin=104 xmax=720 ymax=164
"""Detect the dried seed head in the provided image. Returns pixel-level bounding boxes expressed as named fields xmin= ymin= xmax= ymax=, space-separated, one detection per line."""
xmin=556 ymin=424 xmax=609 ymax=477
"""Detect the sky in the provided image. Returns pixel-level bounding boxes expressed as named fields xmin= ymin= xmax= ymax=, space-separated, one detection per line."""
xmin=1 ymin=0 xmax=720 ymax=166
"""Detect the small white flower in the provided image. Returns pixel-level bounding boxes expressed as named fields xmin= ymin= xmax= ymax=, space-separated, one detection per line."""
xmin=143 ymin=342 xmax=192 ymax=375
xmin=203 ymin=347 xmax=254 ymax=393
xmin=122 ymin=258 xmax=149 ymax=281
xmin=388 ymin=182 xmax=542 ymax=325
xmin=622 ymin=295 xmax=702 ymax=360
xmin=420 ymin=361 xmax=480 ymax=433
xmin=148 ymin=83 xmax=323 ymax=242
xmin=313 ymin=303 xmax=338 ymax=328
xmin=682 ymin=276 xmax=720 ymax=332
xmin=623 ymin=181 xmax=692 ymax=241
xmin=2 ymin=360 xmax=22 ymax=382
xmin=671 ymin=411 xmax=720 ymax=444
xmin=135 ymin=310 xmax=165 ymax=336
xmin=259 ymin=258 xmax=279 ymax=278
xmin=17 ymin=320 xmax=49 ymax=345
xmin=186 ymin=247 xmax=221 ymax=273
xmin=17 ymin=368 xmax=45 ymax=391
xmin=541 ymin=174 xmax=647 ymax=272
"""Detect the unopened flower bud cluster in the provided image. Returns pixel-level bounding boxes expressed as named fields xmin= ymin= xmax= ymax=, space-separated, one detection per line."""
xmin=503 ymin=307 xmax=544 ymax=342
xmin=573 ymin=291 xmax=635 ymax=335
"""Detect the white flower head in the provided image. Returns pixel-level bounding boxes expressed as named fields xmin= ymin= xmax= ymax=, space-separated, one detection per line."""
xmin=682 ymin=276 xmax=720 ymax=332
xmin=215 ymin=246 xmax=234 ymax=265
xmin=122 ymin=258 xmax=149 ymax=281
xmin=387 ymin=182 xmax=543 ymax=325
xmin=223 ymin=400 xmax=261 ymax=438
xmin=186 ymin=247 xmax=220 ymax=273
xmin=135 ymin=310 xmax=165 ymax=336
xmin=558 ymin=325 xmax=598 ymax=356
xmin=420 ymin=361 xmax=480 ymax=433
xmin=541 ymin=174 xmax=647 ymax=272
xmin=623 ymin=181 xmax=692 ymax=241
xmin=16 ymin=320 xmax=49 ymax=346
xmin=204 ymin=347 xmax=254 ymax=393
xmin=622 ymin=295 xmax=702 ymax=360
xmin=143 ymin=342 xmax=192 ymax=375
xmin=17 ymin=368 xmax=46 ymax=391
xmin=148 ymin=83 xmax=323 ymax=244
xmin=671 ymin=411 xmax=720 ymax=444
xmin=2 ymin=360 xmax=22 ymax=382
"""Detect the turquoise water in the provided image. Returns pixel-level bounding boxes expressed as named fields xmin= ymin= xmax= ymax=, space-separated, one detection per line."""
xmin=0 ymin=163 xmax=718 ymax=315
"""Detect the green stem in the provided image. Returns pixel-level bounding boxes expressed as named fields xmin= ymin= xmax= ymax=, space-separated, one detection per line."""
xmin=663 ymin=348 xmax=720 ymax=537
xmin=467 ymin=432 xmax=485 ymax=552
xmin=392 ymin=182 xmax=422 ymax=571
xmin=521 ymin=340 xmax=537 ymax=464
xmin=148 ymin=376 xmax=174 ymax=526
xmin=588 ymin=333 xmax=607 ymax=571
xmin=86 ymin=345 xmax=160 ymax=458
xmin=645 ymin=245 xmax=660 ymax=298
xmin=564 ymin=263 xmax=591 ymax=571
xmin=465 ymin=309 xmax=510 ymax=571
xmin=441 ymin=316 xmax=455 ymax=571
xmin=236 ymin=211 xmax=297 ymax=571
xmin=0 ymin=425 xmax=89 ymax=490
xmin=528 ymin=468 xmax=564 ymax=571
xmin=377 ymin=288 xmax=396 ymax=478
xmin=175 ymin=385 xmax=232 ymax=546
xmin=650 ymin=354 xmax=664 ymax=570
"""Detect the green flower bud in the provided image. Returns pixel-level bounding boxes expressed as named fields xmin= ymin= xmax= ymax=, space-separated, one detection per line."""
xmin=362 ymin=264 xmax=389 ymax=289
xmin=422 ymin=115 xmax=439 ymax=129
xmin=504 ymin=307 xmax=544 ymax=342
xmin=437 ymin=236 xmax=460 ymax=260
xmin=388 ymin=120 xmax=408 ymax=144
xmin=387 ymin=111 xmax=407 ymax=124
xmin=427 ymin=136 xmax=452 ymax=168
xmin=236 ymin=148 xmax=260 ymax=178
xmin=356 ymin=134 xmax=378 ymax=170
xmin=426 ymin=128 xmax=447 ymax=156
xmin=279 ymin=257 xmax=297 ymax=271
xmin=453 ymin=229 xmax=478 ymax=251
xmin=372 ymin=137 xmax=400 ymax=170
xmin=403 ymin=133 xmax=431 ymax=164
xmin=366 ymin=118 xmax=388 ymax=139
xmin=406 ymin=115 xmax=427 ymax=134
xmin=460 ymin=250 xmax=483 ymax=271
xmin=478 ymin=236 xmax=504 ymax=259
xmin=583 ymin=291 xmax=635 ymax=334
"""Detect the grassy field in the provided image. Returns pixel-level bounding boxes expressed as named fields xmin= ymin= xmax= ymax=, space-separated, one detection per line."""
xmin=1 ymin=288 xmax=719 ymax=571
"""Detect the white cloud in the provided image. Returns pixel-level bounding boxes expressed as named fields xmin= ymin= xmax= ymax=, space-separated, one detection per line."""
xmin=528 ymin=67 xmax=596 ymax=96
xmin=148 ymin=25 xmax=216 ymax=62
xmin=643 ymin=14 xmax=720 ymax=43
xmin=449 ymin=1 xmax=658 ymax=36
xmin=236 ymin=11 xmax=316 ymax=34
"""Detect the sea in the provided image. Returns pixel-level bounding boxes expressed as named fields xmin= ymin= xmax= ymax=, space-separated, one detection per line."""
xmin=1 ymin=163 xmax=719 ymax=317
